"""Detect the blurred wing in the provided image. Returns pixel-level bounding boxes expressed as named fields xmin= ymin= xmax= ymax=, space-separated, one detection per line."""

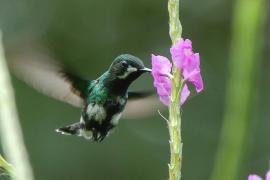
xmin=122 ymin=92 xmax=164 ymax=119
xmin=128 ymin=91 xmax=153 ymax=100
xmin=9 ymin=45 xmax=89 ymax=107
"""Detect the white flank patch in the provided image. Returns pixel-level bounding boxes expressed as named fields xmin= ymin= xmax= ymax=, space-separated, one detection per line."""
xmin=118 ymin=65 xmax=137 ymax=79
xmin=79 ymin=129 xmax=93 ymax=140
xmin=117 ymin=96 xmax=126 ymax=106
xmin=87 ymin=103 xmax=107 ymax=124
xmin=111 ymin=113 xmax=122 ymax=125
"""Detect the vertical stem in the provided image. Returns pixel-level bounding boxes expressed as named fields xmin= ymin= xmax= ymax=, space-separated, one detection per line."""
xmin=210 ymin=0 xmax=265 ymax=179
xmin=0 ymin=32 xmax=35 ymax=180
xmin=168 ymin=70 xmax=182 ymax=180
xmin=168 ymin=0 xmax=183 ymax=179
xmin=168 ymin=0 xmax=182 ymax=45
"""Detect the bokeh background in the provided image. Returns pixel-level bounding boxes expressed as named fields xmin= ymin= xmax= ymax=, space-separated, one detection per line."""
xmin=0 ymin=0 xmax=269 ymax=180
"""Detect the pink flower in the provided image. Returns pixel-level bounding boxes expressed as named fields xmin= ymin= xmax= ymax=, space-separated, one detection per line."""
xmin=248 ymin=170 xmax=270 ymax=180
xmin=170 ymin=39 xmax=193 ymax=69
xmin=151 ymin=55 xmax=172 ymax=78
xmin=267 ymin=170 xmax=270 ymax=180
xmin=170 ymin=39 xmax=204 ymax=92
xmin=151 ymin=55 xmax=191 ymax=106
xmin=151 ymin=54 xmax=172 ymax=106
xmin=180 ymin=85 xmax=190 ymax=105
xmin=248 ymin=175 xmax=263 ymax=180
xmin=151 ymin=38 xmax=203 ymax=106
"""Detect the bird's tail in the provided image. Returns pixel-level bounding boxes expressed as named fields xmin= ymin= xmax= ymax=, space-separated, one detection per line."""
xmin=55 ymin=122 xmax=83 ymax=136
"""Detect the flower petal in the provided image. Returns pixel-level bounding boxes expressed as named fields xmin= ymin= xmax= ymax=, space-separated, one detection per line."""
xmin=266 ymin=170 xmax=270 ymax=180
xmin=151 ymin=54 xmax=172 ymax=106
xmin=248 ymin=175 xmax=263 ymax=180
xmin=159 ymin=95 xmax=170 ymax=106
xmin=151 ymin=54 xmax=172 ymax=76
xmin=182 ymin=53 xmax=203 ymax=92
xmin=180 ymin=84 xmax=190 ymax=105
xmin=171 ymin=39 xmax=204 ymax=93
xmin=187 ymin=70 xmax=204 ymax=93
xmin=151 ymin=39 xmax=203 ymax=106
xmin=154 ymin=79 xmax=171 ymax=96
xmin=170 ymin=39 xmax=193 ymax=69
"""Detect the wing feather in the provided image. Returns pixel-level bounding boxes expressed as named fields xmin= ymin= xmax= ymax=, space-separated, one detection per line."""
xmin=123 ymin=93 xmax=164 ymax=119
xmin=8 ymin=45 xmax=88 ymax=107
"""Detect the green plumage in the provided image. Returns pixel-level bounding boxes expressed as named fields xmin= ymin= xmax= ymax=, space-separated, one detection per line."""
xmin=11 ymin=52 xmax=154 ymax=142
xmin=57 ymin=54 xmax=152 ymax=141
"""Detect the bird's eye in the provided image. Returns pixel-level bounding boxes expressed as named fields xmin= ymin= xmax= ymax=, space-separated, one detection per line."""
xmin=121 ymin=61 xmax=128 ymax=68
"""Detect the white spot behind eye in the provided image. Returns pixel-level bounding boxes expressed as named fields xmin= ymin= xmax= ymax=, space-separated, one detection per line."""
xmin=118 ymin=65 xmax=138 ymax=79
xmin=127 ymin=65 xmax=138 ymax=73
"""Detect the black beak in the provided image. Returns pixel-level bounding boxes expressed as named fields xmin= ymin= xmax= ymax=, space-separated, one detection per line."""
xmin=139 ymin=67 xmax=152 ymax=73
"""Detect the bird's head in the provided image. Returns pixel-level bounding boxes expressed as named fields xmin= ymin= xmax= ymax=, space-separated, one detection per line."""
xmin=109 ymin=54 xmax=151 ymax=82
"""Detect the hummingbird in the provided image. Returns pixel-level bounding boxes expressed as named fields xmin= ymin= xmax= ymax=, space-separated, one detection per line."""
xmin=9 ymin=46 xmax=160 ymax=142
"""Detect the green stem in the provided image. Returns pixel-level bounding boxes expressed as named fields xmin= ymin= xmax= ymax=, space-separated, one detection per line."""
xmin=0 ymin=32 xmax=35 ymax=180
xmin=168 ymin=0 xmax=183 ymax=179
xmin=210 ymin=0 xmax=265 ymax=179
xmin=168 ymin=70 xmax=183 ymax=180
xmin=168 ymin=0 xmax=182 ymax=45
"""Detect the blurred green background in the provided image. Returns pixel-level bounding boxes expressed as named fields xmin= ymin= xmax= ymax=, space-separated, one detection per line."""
xmin=0 ymin=0 xmax=269 ymax=179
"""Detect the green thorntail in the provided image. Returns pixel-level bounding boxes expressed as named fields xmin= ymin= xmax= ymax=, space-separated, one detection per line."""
xmin=11 ymin=49 xmax=161 ymax=142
